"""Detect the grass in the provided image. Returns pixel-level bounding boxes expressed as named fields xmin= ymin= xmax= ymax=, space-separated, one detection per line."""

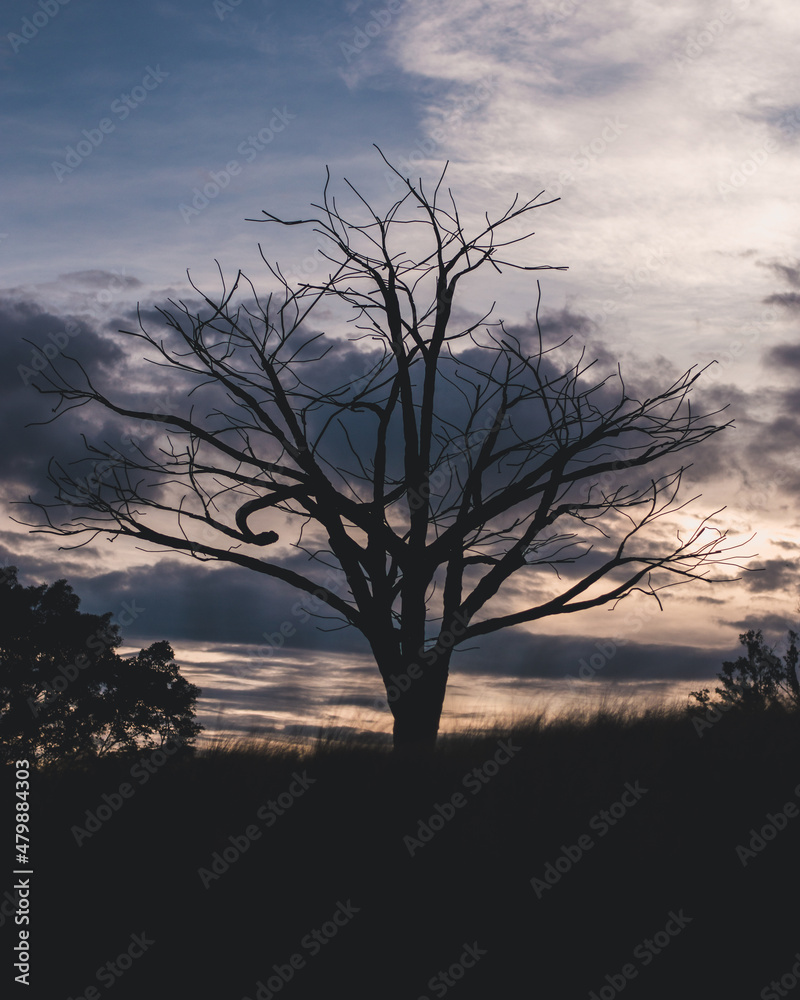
xmin=22 ymin=699 xmax=800 ymax=999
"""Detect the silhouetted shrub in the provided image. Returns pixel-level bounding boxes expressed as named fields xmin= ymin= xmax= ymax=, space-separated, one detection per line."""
xmin=690 ymin=627 xmax=800 ymax=712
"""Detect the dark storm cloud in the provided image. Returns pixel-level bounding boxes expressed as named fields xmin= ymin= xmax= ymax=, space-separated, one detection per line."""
xmin=116 ymin=293 xmax=720 ymax=544
xmin=763 ymin=292 xmax=800 ymax=312
xmin=0 ymin=296 xmax=123 ymax=388
xmin=732 ymin=387 xmax=800 ymax=498
xmin=0 ymin=288 xmax=278 ymax=527
xmin=740 ymin=415 xmax=800 ymax=459
xmin=100 ymin=291 xmax=636 ymax=514
xmin=758 ymin=258 xmax=800 ymax=313
xmin=676 ymin=362 xmax=800 ymax=510
xmin=751 ymin=106 xmax=800 ymax=147
xmin=1 ymin=536 xmax=735 ymax=686
xmin=725 ymin=612 xmax=799 ymax=636
xmin=519 ymin=306 xmax=598 ymax=344
xmin=0 ymin=554 xmax=373 ymax=655
xmin=765 ymin=344 xmax=800 ymax=370
xmin=0 ymin=273 xmax=143 ymax=336
xmin=0 ymin=297 xmax=127 ymax=497
xmin=757 ymin=258 xmax=800 ymax=289
xmin=0 ymin=275 xmax=768 ymax=661
xmin=755 ymin=258 xmax=800 ymax=325
xmin=450 ymin=628 xmax=726 ymax=682
xmin=1 ymin=281 xmax=744 ymax=645
xmin=741 ymin=559 xmax=800 ymax=594
xmin=9 ymin=263 xmax=712 ymax=552
xmin=663 ymin=376 xmax=743 ymax=486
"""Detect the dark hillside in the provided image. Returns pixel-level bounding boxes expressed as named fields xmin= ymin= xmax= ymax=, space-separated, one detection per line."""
xmin=13 ymin=702 xmax=800 ymax=998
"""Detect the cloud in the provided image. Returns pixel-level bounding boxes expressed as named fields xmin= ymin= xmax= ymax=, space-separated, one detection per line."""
xmin=0 ymin=272 xmax=742 ymax=664
xmin=757 ymin=258 xmax=800 ymax=288
xmin=0 ymin=297 xmax=128 ymax=500
xmin=763 ymin=292 xmax=800 ymax=312
xmin=450 ymin=627 xmax=726 ymax=682
xmin=742 ymin=558 xmax=800 ymax=594
xmin=765 ymin=343 xmax=800 ymax=369
xmin=724 ymin=612 xmax=799 ymax=637
xmin=1 ymin=537 xmax=737 ymax=686
xmin=1 ymin=551 xmax=371 ymax=652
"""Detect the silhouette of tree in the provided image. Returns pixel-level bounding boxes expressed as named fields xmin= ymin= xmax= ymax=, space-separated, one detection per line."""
xmin=0 ymin=567 xmax=201 ymax=764
xmin=690 ymin=628 xmax=800 ymax=712
xmin=24 ymin=149 xmax=742 ymax=754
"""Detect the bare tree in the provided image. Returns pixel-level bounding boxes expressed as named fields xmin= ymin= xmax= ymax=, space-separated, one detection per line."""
xmin=24 ymin=149 xmax=741 ymax=754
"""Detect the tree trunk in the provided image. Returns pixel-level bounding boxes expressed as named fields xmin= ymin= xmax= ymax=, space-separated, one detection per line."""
xmin=382 ymin=653 xmax=451 ymax=757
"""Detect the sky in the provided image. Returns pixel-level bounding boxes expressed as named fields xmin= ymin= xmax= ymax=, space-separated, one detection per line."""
xmin=2 ymin=0 xmax=799 ymax=743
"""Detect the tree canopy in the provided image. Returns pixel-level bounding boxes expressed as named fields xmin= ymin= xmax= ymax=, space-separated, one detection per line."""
xmin=0 ymin=566 xmax=202 ymax=764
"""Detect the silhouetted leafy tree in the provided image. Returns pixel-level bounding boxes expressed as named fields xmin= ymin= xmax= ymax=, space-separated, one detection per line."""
xmin=25 ymin=150 xmax=742 ymax=754
xmin=690 ymin=628 xmax=800 ymax=712
xmin=0 ymin=566 xmax=201 ymax=764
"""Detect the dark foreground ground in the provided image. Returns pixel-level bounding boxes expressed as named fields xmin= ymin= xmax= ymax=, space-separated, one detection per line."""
xmin=6 ymin=701 xmax=800 ymax=999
